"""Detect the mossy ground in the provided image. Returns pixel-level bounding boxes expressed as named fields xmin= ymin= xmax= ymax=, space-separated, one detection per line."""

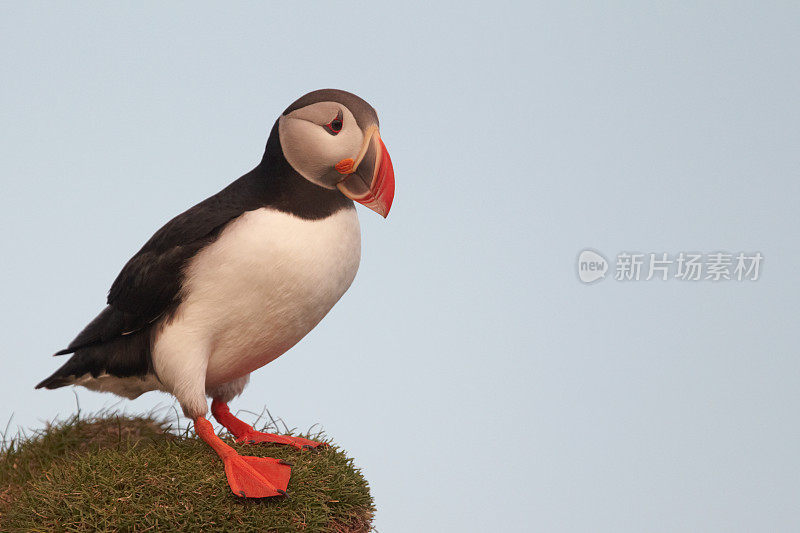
xmin=0 ymin=410 xmax=373 ymax=532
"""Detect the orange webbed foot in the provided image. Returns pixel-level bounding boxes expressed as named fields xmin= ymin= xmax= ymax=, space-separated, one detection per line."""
xmin=211 ymin=399 xmax=328 ymax=450
xmin=223 ymin=454 xmax=292 ymax=498
xmin=237 ymin=430 xmax=328 ymax=450
xmin=194 ymin=415 xmax=292 ymax=498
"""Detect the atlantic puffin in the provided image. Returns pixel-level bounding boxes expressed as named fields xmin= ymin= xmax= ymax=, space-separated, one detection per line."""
xmin=36 ymin=89 xmax=394 ymax=498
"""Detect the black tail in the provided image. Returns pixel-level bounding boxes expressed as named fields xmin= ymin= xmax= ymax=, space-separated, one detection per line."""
xmin=35 ymin=360 xmax=77 ymax=389
xmin=36 ymin=327 xmax=154 ymax=390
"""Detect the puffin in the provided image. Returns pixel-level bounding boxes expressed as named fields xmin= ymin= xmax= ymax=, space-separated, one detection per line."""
xmin=35 ymin=89 xmax=394 ymax=498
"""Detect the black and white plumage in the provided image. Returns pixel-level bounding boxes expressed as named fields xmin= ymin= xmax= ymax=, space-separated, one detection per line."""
xmin=36 ymin=89 xmax=394 ymax=421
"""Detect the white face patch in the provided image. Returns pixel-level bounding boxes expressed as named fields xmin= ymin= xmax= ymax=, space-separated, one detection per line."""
xmin=278 ymin=101 xmax=364 ymax=188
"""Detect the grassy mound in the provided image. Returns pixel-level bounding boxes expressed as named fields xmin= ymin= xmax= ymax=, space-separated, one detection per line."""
xmin=0 ymin=411 xmax=373 ymax=532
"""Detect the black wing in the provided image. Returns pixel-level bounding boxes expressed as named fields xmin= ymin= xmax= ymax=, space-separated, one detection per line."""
xmin=56 ymin=173 xmax=266 ymax=356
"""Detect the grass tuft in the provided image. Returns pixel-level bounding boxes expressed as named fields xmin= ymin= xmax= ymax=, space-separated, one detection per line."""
xmin=0 ymin=409 xmax=374 ymax=532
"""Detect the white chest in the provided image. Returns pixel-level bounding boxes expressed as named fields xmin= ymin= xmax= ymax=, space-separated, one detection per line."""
xmin=173 ymin=206 xmax=361 ymax=385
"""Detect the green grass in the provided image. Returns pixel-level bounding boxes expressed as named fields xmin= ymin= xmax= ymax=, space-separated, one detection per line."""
xmin=0 ymin=409 xmax=374 ymax=532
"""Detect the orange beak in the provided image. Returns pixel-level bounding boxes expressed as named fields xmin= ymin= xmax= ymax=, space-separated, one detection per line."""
xmin=336 ymin=128 xmax=395 ymax=218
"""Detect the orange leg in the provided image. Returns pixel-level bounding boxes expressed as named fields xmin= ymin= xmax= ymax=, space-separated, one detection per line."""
xmin=211 ymin=399 xmax=327 ymax=450
xmin=194 ymin=416 xmax=291 ymax=498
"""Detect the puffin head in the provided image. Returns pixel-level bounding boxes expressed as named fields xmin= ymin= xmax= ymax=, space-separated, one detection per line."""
xmin=276 ymin=89 xmax=395 ymax=218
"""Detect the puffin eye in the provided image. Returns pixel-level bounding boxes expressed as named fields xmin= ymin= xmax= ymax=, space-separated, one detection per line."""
xmin=323 ymin=110 xmax=344 ymax=136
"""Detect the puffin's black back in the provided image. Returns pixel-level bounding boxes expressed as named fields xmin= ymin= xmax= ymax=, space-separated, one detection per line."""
xmin=36 ymin=121 xmax=353 ymax=390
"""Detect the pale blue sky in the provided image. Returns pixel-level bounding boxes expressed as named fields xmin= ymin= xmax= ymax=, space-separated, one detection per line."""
xmin=2 ymin=3 xmax=799 ymax=531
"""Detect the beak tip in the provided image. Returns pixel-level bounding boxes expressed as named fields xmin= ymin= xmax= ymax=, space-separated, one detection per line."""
xmin=337 ymin=130 xmax=394 ymax=219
